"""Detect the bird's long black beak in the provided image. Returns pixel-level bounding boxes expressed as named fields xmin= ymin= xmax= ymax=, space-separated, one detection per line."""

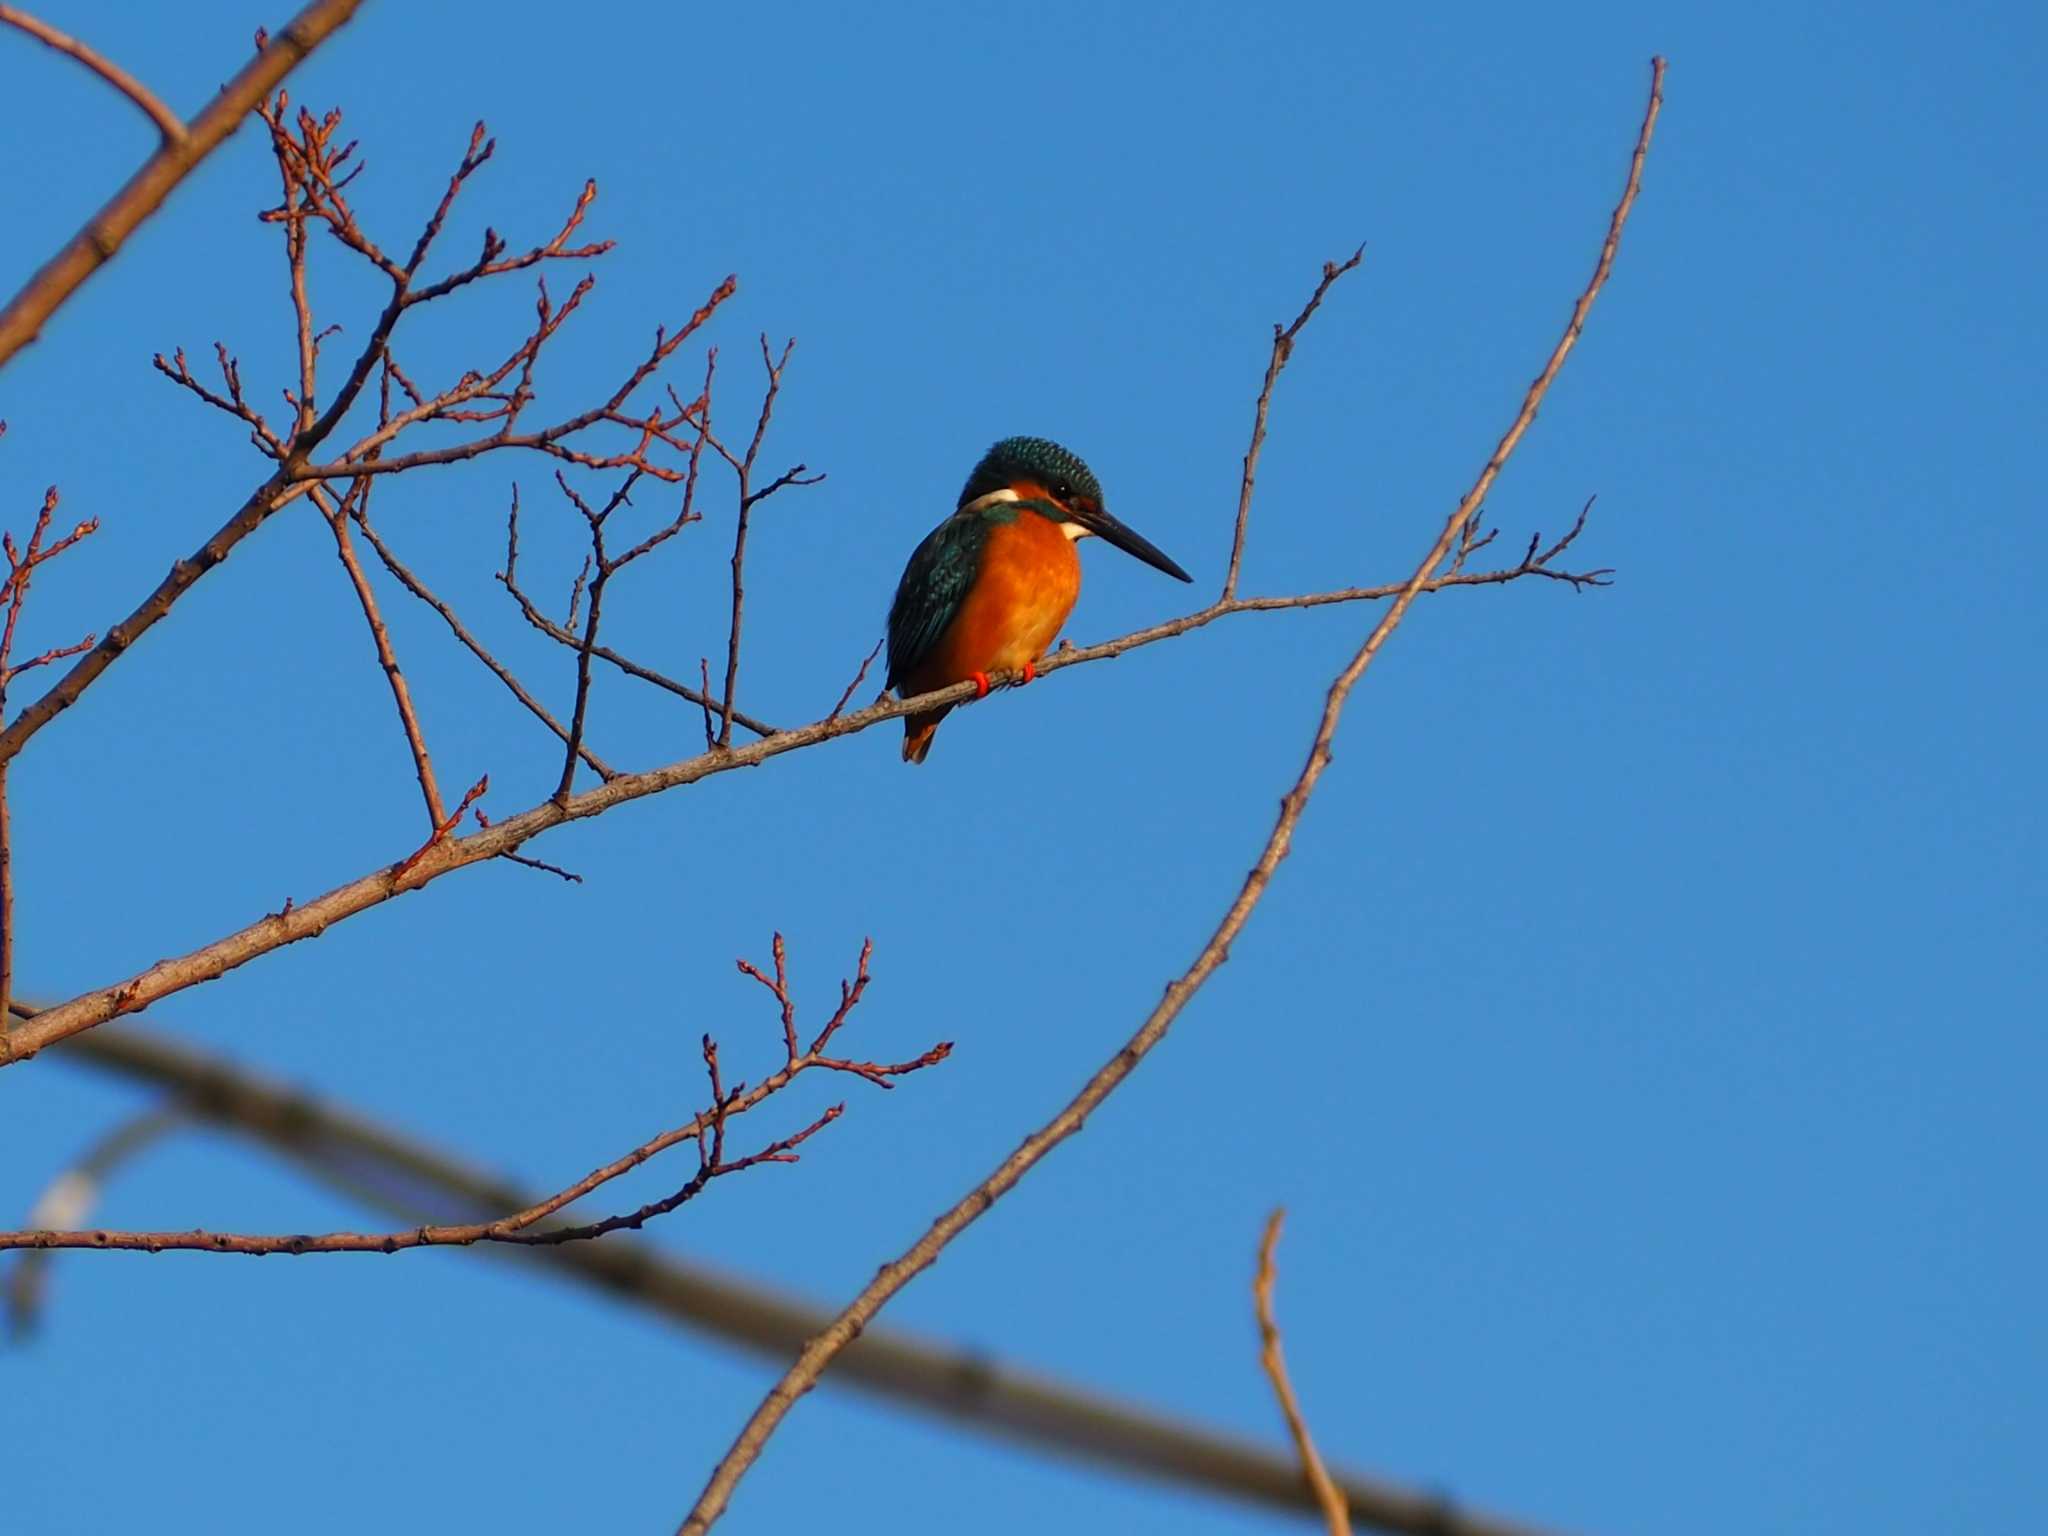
xmin=1071 ymin=504 xmax=1193 ymax=583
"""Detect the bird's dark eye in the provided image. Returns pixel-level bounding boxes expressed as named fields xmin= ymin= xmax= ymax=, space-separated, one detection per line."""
xmin=1053 ymin=480 xmax=1073 ymax=500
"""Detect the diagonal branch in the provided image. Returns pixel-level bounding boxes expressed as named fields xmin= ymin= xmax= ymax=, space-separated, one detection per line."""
xmin=0 ymin=5 xmax=186 ymax=143
xmin=0 ymin=0 xmax=366 ymax=369
xmin=671 ymin=55 xmax=1665 ymax=1535
xmin=316 ymin=479 xmax=446 ymax=829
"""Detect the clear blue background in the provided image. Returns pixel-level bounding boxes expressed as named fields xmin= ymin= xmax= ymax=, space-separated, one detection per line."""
xmin=3 ymin=2 xmax=2042 ymax=1532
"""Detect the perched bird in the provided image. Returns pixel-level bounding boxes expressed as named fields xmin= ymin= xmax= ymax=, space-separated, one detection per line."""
xmin=886 ymin=436 xmax=1192 ymax=763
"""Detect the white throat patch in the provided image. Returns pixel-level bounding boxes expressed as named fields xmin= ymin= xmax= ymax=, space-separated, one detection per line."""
xmin=1059 ymin=521 xmax=1092 ymax=541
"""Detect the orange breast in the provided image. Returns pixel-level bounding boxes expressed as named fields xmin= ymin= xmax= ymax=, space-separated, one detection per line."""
xmin=908 ymin=511 xmax=1081 ymax=693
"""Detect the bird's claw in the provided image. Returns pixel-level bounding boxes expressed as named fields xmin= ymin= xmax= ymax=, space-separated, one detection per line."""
xmin=969 ymin=670 xmax=992 ymax=699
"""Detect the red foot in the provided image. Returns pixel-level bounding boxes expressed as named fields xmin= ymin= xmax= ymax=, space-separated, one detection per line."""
xmin=1018 ymin=660 xmax=1037 ymax=685
xmin=968 ymin=670 xmax=992 ymax=698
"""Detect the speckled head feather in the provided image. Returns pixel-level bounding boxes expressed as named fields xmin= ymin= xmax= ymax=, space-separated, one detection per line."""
xmin=958 ymin=436 xmax=1104 ymax=510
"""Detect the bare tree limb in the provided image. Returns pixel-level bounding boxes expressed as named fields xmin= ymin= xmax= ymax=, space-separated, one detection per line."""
xmin=1255 ymin=1210 xmax=1351 ymax=1536
xmin=0 ymin=0 xmax=367 ymax=369
xmin=672 ymin=54 xmax=1665 ymax=1535
xmin=0 ymin=5 xmax=186 ymax=143
xmin=7 ymin=1013 xmax=1571 ymax=1536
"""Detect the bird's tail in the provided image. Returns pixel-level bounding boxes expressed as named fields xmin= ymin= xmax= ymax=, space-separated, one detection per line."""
xmin=901 ymin=706 xmax=950 ymax=765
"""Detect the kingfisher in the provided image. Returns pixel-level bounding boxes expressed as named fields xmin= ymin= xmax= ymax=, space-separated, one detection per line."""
xmin=886 ymin=436 xmax=1192 ymax=764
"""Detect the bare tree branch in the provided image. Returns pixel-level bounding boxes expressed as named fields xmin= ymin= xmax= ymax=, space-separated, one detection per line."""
xmin=672 ymin=54 xmax=1666 ymax=1535
xmin=0 ymin=0 xmax=366 ymax=369
xmin=1255 ymin=1210 xmax=1351 ymax=1536
xmin=1 ymin=938 xmax=945 ymax=1257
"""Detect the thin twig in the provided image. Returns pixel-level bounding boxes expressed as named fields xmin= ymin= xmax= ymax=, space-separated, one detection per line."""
xmin=1224 ymin=246 xmax=1366 ymax=600
xmin=0 ymin=480 xmax=100 ymax=1019
xmin=554 ymin=471 xmax=641 ymax=801
xmin=502 ymin=577 xmax=781 ymax=736
xmin=827 ymin=639 xmax=884 ymax=720
xmin=318 ymin=481 xmax=445 ymax=829
xmin=1255 ymin=1211 xmax=1351 ymax=1535
xmin=0 ymin=0 xmax=366 ymax=368
xmin=671 ymin=56 xmax=1664 ymax=1533
xmin=718 ymin=336 xmax=821 ymax=746
xmin=0 ymin=6 xmax=186 ymax=142
xmin=350 ymin=504 xmax=614 ymax=778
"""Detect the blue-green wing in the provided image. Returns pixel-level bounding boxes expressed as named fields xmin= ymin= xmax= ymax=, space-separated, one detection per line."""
xmin=887 ymin=511 xmax=988 ymax=690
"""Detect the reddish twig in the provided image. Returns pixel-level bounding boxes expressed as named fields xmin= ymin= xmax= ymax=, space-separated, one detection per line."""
xmin=1255 ymin=1211 xmax=1351 ymax=1535
xmin=3 ymin=938 xmax=945 ymax=1255
xmin=0 ymin=0 xmax=365 ymax=369
xmin=0 ymin=477 xmax=100 ymax=1021
xmin=392 ymin=773 xmax=487 ymax=883
xmin=0 ymin=5 xmax=185 ymax=142
xmin=671 ymin=57 xmax=1665 ymax=1534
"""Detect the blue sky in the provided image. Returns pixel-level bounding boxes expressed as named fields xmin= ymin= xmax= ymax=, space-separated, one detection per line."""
xmin=2 ymin=2 xmax=2042 ymax=1532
